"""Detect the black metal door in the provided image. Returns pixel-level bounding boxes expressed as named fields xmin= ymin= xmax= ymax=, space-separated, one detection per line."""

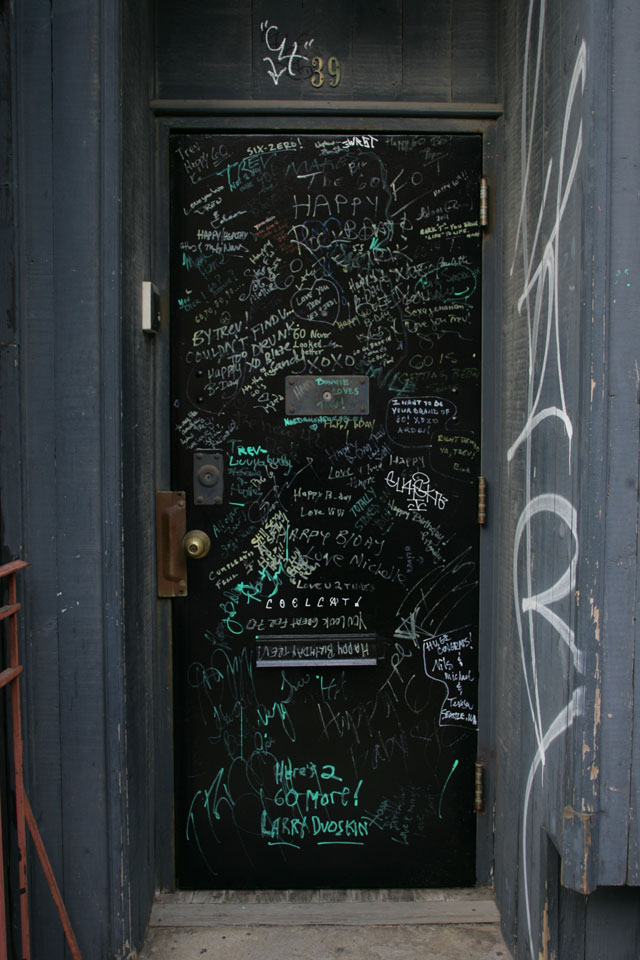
xmin=170 ymin=133 xmax=482 ymax=889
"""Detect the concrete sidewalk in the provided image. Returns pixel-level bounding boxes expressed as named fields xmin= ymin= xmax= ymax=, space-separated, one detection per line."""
xmin=139 ymin=889 xmax=513 ymax=960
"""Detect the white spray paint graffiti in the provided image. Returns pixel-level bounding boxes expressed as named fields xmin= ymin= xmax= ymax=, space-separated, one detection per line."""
xmin=260 ymin=21 xmax=315 ymax=86
xmin=508 ymin=1 xmax=587 ymax=955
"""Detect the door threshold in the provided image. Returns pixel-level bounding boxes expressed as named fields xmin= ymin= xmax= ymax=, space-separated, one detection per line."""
xmin=150 ymin=888 xmax=500 ymax=926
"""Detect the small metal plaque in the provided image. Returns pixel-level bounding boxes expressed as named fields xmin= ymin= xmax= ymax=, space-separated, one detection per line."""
xmin=256 ymin=633 xmax=377 ymax=667
xmin=285 ymin=375 xmax=369 ymax=416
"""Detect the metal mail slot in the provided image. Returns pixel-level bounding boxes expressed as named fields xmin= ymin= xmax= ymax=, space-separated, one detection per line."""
xmin=256 ymin=633 xmax=378 ymax=667
xmin=285 ymin=375 xmax=370 ymax=416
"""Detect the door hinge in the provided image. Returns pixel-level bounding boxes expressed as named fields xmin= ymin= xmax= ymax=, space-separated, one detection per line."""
xmin=480 ymin=177 xmax=489 ymax=229
xmin=477 ymin=476 xmax=487 ymax=525
xmin=474 ymin=761 xmax=485 ymax=813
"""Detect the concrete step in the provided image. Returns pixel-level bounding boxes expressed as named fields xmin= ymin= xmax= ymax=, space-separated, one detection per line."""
xmin=139 ymin=889 xmax=513 ymax=960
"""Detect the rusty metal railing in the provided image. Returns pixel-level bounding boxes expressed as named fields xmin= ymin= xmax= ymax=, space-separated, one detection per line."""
xmin=0 ymin=560 xmax=82 ymax=960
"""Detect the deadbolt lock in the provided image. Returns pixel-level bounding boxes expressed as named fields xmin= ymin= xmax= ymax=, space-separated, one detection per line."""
xmin=182 ymin=529 xmax=211 ymax=560
xmin=193 ymin=450 xmax=224 ymax=505
xmin=197 ymin=463 xmax=220 ymax=487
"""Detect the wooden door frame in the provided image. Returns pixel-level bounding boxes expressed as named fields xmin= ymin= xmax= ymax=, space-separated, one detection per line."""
xmin=151 ymin=107 xmax=503 ymax=892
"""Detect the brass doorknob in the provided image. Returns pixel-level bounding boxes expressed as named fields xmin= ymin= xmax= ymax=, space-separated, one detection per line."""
xmin=182 ymin=530 xmax=211 ymax=559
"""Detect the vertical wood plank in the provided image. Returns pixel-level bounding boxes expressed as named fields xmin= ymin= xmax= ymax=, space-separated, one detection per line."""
xmin=584 ymin=888 xmax=640 ymax=960
xmin=557 ymin=885 xmax=586 ymax=960
xmin=121 ymin=0 xmax=162 ymax=945
xmin=492 ymin=6 xmax=524 ymax=955
xmin=157 ymin=0 xmax=253 ymax=100
xmin=561 ymin=0 xmax=606 ymax=897
xmin=0 ymin=0 xmax=22 ymax=566
xmin=252 ymin=0 xmax=305 ymax=99
xmin=558 ymin=886 xmax=640 ymax=960
xmin=300 ymin=0 xmax=354 ymax=101
xmin=402 ymin=0 xmax=452 ymax=101
xmin=350 ymin=0 xmax=402 ymax=99
xmin=451 ymin=0 xmax=498 ymax=102
xmin=495 ymin=0 xmax=590 ymax=950
xmin=50 ymin=1 xmax=110 ymax=954
xmin=596 ymin=0 xmax=640 ymax=887
xmin=13 ymin=0 xmax=65 ymax=954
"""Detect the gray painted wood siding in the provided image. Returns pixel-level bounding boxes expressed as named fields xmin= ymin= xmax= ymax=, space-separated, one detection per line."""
xmin=5 ymin=0 xmax=133 ymax=957
xmin=155 ymin=0 xmax=499 ymax=104
xmin=497 ymin=0 xmax=640 ymax=957
xmin=3 ymin=0 xmax=640 ymax=958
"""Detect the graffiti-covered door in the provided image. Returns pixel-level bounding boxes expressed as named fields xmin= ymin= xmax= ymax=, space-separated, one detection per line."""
xmin=170 ymin=133 xmax=482 ymax=889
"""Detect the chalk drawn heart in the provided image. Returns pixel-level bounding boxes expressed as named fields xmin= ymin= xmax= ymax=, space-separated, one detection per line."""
xmin=291 ymin=278 xmax=340 ymax=325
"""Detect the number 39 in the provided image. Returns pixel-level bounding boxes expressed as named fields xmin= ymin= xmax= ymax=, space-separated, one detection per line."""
xmin=311 ymin=56 xmax=341 ymax=88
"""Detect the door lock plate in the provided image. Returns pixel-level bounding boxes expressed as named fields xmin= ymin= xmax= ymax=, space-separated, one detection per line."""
xmin=193 ymin=451 xmax=224 ymax=505
xmin=156 ymin=491 xmax=187 ymax=597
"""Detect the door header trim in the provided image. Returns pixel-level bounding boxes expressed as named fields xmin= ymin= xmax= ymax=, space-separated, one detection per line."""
xmin=151 ymin=98 xmax=504 ymax=119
